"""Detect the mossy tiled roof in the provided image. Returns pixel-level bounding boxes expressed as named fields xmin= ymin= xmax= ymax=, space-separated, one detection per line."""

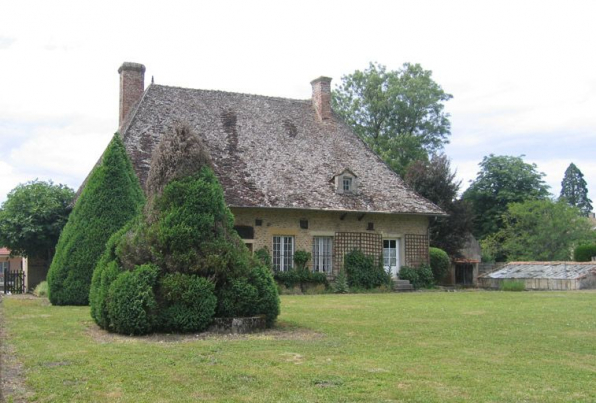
xmin=119 ymin=84 xmax=444 ymax=215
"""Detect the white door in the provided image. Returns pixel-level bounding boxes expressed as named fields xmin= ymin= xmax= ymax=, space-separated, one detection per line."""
xmin=383 ymin=239 xmax=399 ymax=277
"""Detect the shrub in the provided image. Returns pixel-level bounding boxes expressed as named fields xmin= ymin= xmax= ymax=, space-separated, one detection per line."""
xmin=418 ymin=264 xmax=435 ymax=288
xmin=429 ymin=247 xmax=450 ymax=282
xmin=273 ymin=269 xmax=329 ymax=291
xmin=293 ymin=251 xmax=311 ymax=271
xmin=344 ymin=249 xmax=389 ymax=289
xmin=246 ymin=264 xmax=280 ymax=327
xmin=574 ymin=244 xmax=596 ymax=262
xmin=33 ymin=281 xmax=48 ymax=297
xmin=399 ymin=265 xmax=434 ymax=289
xmin=90 ymin=223 xmax=136 ymax=327
xmin=107 ymin=264 xmax=159 ymax=335
xmin=333 ymin=270 xmax=349 ymax=293
xmin=254 ymin=247 xmax=272 ymax=269
xmin=216 ymin=277 xmax=259 ymax=318
xmin=48 ymin=134 xmax=144 ymax=306
xmin=500 ymin=280 xmax=525 ymax=291
xmin=90 ymin=125 xmax=280 ymax=334
xmin=158 ymin=273 xmax=217 ymax=332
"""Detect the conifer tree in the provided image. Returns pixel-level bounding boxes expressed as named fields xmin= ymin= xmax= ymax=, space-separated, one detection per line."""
xmin=47 ymin=134 xmax=144 ymax=305
xmin=90 ymin=124 xmax=280 ymax=335
xmin=560 ymin=163 xmax=593 ymax=216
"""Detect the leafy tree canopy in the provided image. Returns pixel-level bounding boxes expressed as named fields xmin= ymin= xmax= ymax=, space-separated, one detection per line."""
xmin=47 ymin=134 xmax=145 ymax=305
xmin=332 ymin=62 xmax=452 ymax=176
xmin=463 ymin=155 xmax=550 ymax=239
xmin=0 ymin=180 xmax=74 ymax=260
xmin=559 ymin=162 xmax=593 ymax=216
xmin=486 ymin=199 xmax=595 ymax=262
xmin=405 ymin=154 xmax=473 ymax=256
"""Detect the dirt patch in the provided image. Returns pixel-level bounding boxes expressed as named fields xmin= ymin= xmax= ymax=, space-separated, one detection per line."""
xmin=0 ymin=295 xmax=33 ymax=403
xmin=85 ymin=321 xmax=324 ymax=345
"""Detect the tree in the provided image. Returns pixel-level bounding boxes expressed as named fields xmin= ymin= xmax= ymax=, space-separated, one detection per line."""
xmin=90 ymin=125 xmax=279 ymax=335
xmin=463 ymin=155 xmax=550 ymax=239
xmin=332 ymin=62 xmax=453 ymax=176
xmin=0 ymin=180 xmax=74 ymax=262
xmin=495 ymin=199 xmax=594 ymax=261
xmin=47 ymin=134 xmax=145 ymax=306
xmin=560 ymin=163 xmax=593 ymax=216
xmin=405 ymin=154 xmax=474 ymax=256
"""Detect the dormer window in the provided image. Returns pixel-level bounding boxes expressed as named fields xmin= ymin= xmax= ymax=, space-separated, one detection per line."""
xmin=332 ymin=168 xmax=358 ymax=195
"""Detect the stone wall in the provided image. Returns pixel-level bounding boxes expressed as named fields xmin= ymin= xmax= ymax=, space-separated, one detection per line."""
xmin=231 ymin=207 xmax=428 ymax=275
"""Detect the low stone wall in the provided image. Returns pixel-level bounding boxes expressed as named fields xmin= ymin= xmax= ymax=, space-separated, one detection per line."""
xmin=208 ymin=316 xmax=267 ymax=334
xmin=478 ymin=277 xmax=583 ymax=290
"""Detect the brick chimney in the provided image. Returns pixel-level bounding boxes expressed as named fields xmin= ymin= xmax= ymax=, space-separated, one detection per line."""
xmin=311 ymin=76 xmax=332 ymax=121
xmin=118 ymin=62 xmax=146 ymax=126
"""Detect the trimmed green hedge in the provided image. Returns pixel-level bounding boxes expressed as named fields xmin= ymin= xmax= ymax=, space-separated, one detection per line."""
xmin=274 ymin=269 xmax=329 ymax=290
xmin=48 ymin=134 xmax=144 ymax=305
xmin=158 ymin=273 xmax=217 ymax=332
xmin=429 ymin=247 xmax=450 ymax=282
xmin=107 ymin=264 xmax=159 ymax=335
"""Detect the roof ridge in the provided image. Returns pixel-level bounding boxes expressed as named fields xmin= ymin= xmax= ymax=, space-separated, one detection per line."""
xmin=152 ymin=83 xmax=311 ymax=104
xmin=507 ymin=261 xmax=596 ymax=265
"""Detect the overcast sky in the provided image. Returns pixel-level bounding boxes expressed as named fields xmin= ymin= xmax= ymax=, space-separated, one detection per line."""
xmin=1 ymin=0 xmax=595 ymax=206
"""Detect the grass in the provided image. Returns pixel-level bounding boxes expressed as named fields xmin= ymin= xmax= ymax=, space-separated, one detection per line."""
xmin=2 ymin=291 xmax=595 ymax=402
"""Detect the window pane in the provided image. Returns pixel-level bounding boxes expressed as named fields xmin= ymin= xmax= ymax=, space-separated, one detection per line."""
xmin=273 ymin=236 xmax=281 ymax=271
xmin=313 ymin=237 xmax=333 ymax=273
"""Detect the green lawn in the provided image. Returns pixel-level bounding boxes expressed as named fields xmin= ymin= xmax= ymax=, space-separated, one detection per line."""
xmin=2 ymin=291 xmax=595 ymax=402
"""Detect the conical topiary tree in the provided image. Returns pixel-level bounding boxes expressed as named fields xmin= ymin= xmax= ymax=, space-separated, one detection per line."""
xmin=90 ymin=124 xmax=279 ymax=335
xmin=47 ymin=134 xmax=145 ymax=305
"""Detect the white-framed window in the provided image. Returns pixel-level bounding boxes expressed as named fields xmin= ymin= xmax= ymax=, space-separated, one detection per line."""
xmin=273 ymin=236 xmax=294 ymax=271
xmin=0 ymin=261 xmax=9 ymax=271
xmin=342 ymin=176 xmax=353 ymax=192
xmin=312 ymin=237 xmax=333 ymax=273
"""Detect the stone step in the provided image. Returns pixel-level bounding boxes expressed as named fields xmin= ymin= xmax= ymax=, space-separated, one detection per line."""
xmin=394 ymin=279 xmax=414 ymax=292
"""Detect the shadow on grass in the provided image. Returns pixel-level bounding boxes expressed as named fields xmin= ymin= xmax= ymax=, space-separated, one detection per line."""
xmin=85 ymin=319 xmax=323 ymax=345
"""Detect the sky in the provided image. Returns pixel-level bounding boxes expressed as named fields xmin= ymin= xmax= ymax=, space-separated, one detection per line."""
xmin=1 ymin=0 xmax=595 ymax=206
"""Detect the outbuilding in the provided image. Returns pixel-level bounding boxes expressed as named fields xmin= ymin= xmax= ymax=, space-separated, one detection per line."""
xmin=478 ymin=262 xmax=596 ymax=290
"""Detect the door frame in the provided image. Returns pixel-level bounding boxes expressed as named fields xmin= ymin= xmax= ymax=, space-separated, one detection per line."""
xmin=383 ymin=238 xmax=400 ymax=278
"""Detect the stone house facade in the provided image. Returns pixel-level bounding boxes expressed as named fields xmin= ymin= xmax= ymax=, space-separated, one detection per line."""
xmin=85 ymin=62 xmax=445 ymax=278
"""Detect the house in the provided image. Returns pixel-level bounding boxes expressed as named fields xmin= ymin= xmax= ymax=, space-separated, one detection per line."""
xmin=478 ymin=262 xmax=596 ymax=290
xmin=0 ymin=248 xmax=26 ymax=293
xmin=92 ymin=62 xmax=445 ymax=277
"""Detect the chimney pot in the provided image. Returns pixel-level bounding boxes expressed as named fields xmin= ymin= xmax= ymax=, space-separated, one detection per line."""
xmin=118 ymin=62 xmax=146 ymax=127
xmin=311 ymin=76 xmax=332 ymax=121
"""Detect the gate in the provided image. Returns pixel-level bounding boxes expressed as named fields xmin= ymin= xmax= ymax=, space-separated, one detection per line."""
xmin=2 ymin=267 xmax=26 ymax=294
